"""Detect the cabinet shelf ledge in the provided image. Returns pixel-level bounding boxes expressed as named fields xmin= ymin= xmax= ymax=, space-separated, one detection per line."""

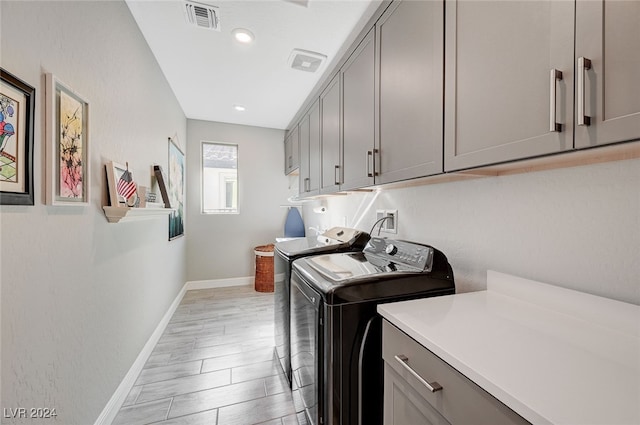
xmin=102 ymin=206 xmax=174 ymax=223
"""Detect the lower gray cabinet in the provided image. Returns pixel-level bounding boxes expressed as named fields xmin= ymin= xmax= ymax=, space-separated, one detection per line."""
xmin=384 ymin=364 xmax=451 ymax=425
xmin=382 ymin=320 xmax=529 ymax=425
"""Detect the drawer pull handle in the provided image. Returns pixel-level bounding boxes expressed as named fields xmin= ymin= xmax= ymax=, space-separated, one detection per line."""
xmin=395 ymin=354 xmax=442 ymax=393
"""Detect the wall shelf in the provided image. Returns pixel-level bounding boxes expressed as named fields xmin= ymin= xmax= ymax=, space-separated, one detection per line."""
xmin=103 ymin=206 xmax=174 ymax=223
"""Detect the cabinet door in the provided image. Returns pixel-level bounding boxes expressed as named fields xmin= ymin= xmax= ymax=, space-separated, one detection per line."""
xmin=575 ymin=0 xmax=640 ymax=148
xmin=308 ymin=100 xmax=321 ymax=195
xmin=285 ymin=126 xmax=299 ymax=175
xmin=320 ymin=74 xmax=341 ymax=194
xmin=342 ymin=27 xmax=376 ymax=191
xmin=290 ymin=125 xmax=299 ymax=172
xmin=298 ymin=116 xmax=309 ymax=194
xmin=444 ymin=0 xmax=574 ymax=171
xmin=384 ymin=364 xmax=451 ymax=425
xmin=382 ymin=320 xmax=529 ymax=425
xmin=284 ymin=132 xmax=292 ymax=175
xmin=298 ymin=101 xmax=320 ymax=196
xmin=377 ymin=0 xmax=444 ymax=184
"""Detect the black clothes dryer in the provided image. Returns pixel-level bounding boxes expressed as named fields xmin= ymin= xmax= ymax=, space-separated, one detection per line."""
xmin=290 ymin=237 xmax=455 ymax=425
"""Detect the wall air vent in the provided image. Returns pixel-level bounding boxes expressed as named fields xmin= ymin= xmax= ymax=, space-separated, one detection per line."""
xmin=184 ymin=1 xmax=220 ymax=31
xmin=288 ymin=49 xmax=327 ymax=73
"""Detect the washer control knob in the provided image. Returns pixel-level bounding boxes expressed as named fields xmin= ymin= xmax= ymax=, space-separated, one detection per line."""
xmin=385 ymin=244 xmax=398 ymax=256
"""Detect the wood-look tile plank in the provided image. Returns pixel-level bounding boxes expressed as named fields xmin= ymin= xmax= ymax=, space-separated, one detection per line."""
xmin=112 ymin=398 xmax=171 ymax=425
xmin=201 ymin=347 xmax=275 ymax=374
xmin=195 ymin=333 xmax=273 ymax=350
xmin=169 ymin=343 xmax=245 ymax=363
xmin=160 ymin=325 xmax=225 ymax=342
xmin=168 ymin=378 xmax=266 ymax=419
xmin=149 ymin=409 xmax=218 ymax=425
xmin=216 ymin=392 xmax=296 ymax=425
xmin=122 ymin=385 xmax=143 ymax=407
xmin=152 ymin=339 xmax=195 ymax=355
xmin=281 ymin=414 xmax=300 ymax=425
xmin=136 ymin=369 xmax=230 ymax=404
xmin=144 ymin=353 xmax=173 ymax=369
xmin=264 ymin=373 xmax=290 ymax=396
xmin=135 ymin=360 xmax=203 ymax=386
xmin=231 ymin=359 xmax=281 ymax=384
xmin=256 ymin=419 xmax=283 ymax=425
xmin=164 ymin=321 xmax=205 ymax=334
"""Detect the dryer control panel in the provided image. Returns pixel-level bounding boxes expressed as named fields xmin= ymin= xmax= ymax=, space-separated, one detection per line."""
xmin=364 ymin=237 xmax=434 ymax=272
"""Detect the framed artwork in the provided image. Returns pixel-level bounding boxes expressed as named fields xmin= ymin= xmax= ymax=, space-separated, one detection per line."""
xmin=0 ymin=68 xmax=35 ymax=205
xmin=45 ymin=73 xmax=89 ymax=206
xmin=168 ymin=137 xmax=185 ymax=240
xmin=106 ymin=161 xmax=137 ymax=207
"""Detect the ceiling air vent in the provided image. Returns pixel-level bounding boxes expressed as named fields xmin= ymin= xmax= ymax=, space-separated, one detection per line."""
xmin=288 ymin=49 xmax=327 ymax=73
xmin=184 ymin=1 xmax=220 ymax=31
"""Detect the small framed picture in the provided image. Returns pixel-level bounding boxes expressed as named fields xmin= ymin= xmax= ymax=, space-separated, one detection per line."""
xmin=168 ymin=137 xmax=185 ymax=240
xmin=45 ymin=73 xmax=90 ymax=206
xmin=0 ymin=68 xmax=35 ymax=205
xmin=106 ymin=161 xmax=137 ymax=207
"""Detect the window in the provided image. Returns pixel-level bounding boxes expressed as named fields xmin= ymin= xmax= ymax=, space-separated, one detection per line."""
xmin=202 ymin=142 xmax=238 ymax=213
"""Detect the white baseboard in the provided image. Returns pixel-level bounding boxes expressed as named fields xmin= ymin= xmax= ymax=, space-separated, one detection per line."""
xmin=94 ymin=283 xmax=187 ymax=425
xmin=94 ymin=275 xmax=256 ymax=425
xmin=186 ymin=276 xmax=254 ymax=290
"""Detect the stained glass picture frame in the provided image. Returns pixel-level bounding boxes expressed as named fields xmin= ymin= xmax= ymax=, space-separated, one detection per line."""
xmin=45 ymin=73 xmax=89 ymax=206
xmin=0 ymin=68 xmax=35 ymax=206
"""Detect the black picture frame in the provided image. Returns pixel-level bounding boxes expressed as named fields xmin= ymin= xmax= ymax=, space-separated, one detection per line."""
xmin=0 ymin=68 xmax=35 ymax=205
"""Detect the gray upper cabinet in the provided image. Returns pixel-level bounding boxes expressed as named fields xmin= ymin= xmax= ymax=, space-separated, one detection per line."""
xmin=320 ymin=74 xmax=341 ymax=194
xmin=284 ymin=126 xmax=299 ymax=175
xmin=376 ymin=0 xmax=444 ymax=184
xmin=341 ymin=27 xmax=376 ymax=191
xmin=575 ymin=0 xmax=640 ymax=149
xmin=299 ymin=100 xmax=321 ymax=196
xmin=444 ymin=0 xmax=575 ymax=172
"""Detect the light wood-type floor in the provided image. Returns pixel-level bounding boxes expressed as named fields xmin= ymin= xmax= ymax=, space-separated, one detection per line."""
xmin=113 ymin=285 xmax=301 ymax=425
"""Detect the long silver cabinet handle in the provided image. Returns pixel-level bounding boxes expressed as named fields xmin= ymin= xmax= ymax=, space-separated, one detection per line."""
xmin=373 ymin=149 xmax=379 ymax=176
xmin=577 ymin=57 xmax=592 ymax=126
xmin=394 ymin=354 xmax=443 ymax=393
xmin=549 ymin=69 xmax=563 ymax=132
xmin=304 ymin=177 xmax=310 ymax=192
xmin=367 ymin=151 xmax=373 ymax=178
xmin=334 ymin=165 xmax=340 ymax=185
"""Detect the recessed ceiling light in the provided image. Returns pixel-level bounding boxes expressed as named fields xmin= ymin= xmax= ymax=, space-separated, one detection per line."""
xmin=234 ymin=104 xmax=246 ymax=112
xmin=232 ymin=28 xmax=254 ymax=44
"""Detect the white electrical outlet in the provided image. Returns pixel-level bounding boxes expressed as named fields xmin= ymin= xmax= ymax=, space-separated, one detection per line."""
xmin=375 ymin=209 xmax=397 ymax=234
xmin=385 ymin=210 xmax=398 ymax=234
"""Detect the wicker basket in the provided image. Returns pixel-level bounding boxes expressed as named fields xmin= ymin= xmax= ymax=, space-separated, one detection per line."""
xmin=254 ymin=244 xmax=275 ymax=293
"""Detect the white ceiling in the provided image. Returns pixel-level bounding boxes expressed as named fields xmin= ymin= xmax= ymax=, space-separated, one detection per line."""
xmin=126 ymin=0 xmax=380 ymax=130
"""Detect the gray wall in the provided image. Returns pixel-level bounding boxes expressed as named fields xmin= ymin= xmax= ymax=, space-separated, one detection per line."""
xmin=1 ymin=1 xmax=187 ymax=423
xmin=186 ymin=120 xmax=289 ymax=282
xmin=303 ymin=158 xmax=640 ymax=305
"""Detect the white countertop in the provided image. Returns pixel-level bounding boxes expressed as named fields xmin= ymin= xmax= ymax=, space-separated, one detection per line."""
xmin=378 ymin=271 xmax=640 ymax=425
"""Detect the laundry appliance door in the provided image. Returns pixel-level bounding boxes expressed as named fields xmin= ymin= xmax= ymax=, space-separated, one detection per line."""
xmin=290 ymin=270 xmax=323 ymax=425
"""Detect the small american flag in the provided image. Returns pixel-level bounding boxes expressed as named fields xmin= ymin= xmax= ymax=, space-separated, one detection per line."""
xmin=117 ymin=167 xmax=137 ymax=200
